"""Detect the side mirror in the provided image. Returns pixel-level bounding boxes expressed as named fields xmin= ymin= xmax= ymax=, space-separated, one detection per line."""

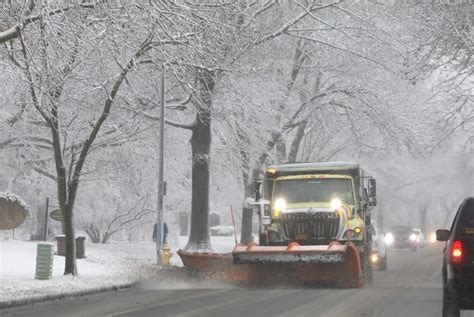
xmin=243 ymin=197 xmax=271 ymax=217
xmin=243 ymin=197 xmax=256 ymax=210
xmin=436 ymin=229 xmax=450 ymax=241
xmin=368 ymin=178 xmax=376 ymax=198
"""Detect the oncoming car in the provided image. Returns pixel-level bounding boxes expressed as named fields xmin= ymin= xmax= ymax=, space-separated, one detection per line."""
xmin=385 ymin=225 xmax=418 ymax=251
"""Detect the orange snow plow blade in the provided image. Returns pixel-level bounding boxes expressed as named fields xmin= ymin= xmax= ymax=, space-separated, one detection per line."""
xmin=178 ymin=241 xmax=362 ymax=288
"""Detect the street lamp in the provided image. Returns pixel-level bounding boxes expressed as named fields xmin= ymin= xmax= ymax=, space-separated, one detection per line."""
xmin=156 ymin=65 xmax=165 ymax=265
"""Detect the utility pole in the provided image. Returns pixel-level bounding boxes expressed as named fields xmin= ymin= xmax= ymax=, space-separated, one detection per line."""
xmin=44 ymin=197 xmax=49 ymax=241
xmin=156 ymin=65 xmax=165 ymax=265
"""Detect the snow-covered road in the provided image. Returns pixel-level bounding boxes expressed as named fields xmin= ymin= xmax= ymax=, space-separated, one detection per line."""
xmin=4 ymin=243 xmax=474 ymax=317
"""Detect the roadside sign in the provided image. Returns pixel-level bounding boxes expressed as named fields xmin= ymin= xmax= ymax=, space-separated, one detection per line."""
xmin=50 ymin=209 xmax=64 ymax=222
xmin=0 ymin=193 xmax=31 ymax=230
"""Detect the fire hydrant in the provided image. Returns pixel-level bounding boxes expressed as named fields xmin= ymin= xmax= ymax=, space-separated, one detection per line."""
xmin=162 ymin=243 xmax=172 ymax=266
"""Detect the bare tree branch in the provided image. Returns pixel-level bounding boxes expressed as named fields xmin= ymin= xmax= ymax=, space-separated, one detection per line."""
xmin=0 ymin=2 xmax=96 ymax=44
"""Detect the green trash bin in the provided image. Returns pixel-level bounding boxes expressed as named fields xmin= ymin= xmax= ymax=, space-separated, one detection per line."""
xmin=35 ymin=242 xmax=54 ymax=280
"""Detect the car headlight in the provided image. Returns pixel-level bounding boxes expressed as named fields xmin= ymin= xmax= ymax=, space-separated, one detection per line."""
xmin=384 ymin=233 xmax=394 ymax=245
xmin=409 ymin=233 xmax=417 ymax=241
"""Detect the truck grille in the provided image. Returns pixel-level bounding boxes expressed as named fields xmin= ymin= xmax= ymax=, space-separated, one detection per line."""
xmin=282 ymin=212 xmax=339 ymax=243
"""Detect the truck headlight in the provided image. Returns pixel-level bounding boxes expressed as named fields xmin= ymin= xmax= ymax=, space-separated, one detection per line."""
xmin=384 ymin=233 xmax=394 ymax=245
xmin=274 ymin=198 xmax=287 ymax=211
xmin=330 ymin=197 xmax=342 ymax=209
xmin=272 ymin=198 xmax=286 ymax=218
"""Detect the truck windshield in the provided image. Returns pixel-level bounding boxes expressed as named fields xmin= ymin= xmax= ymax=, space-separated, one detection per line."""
xmin=273 ymin=178 xmax=354 ymax=205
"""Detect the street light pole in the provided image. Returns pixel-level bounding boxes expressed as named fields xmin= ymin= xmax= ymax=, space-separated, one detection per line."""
xmin=44 ymin=197 xmax=49 ymax=241
xmin=156 ymin=65 xmax=165 ymax=265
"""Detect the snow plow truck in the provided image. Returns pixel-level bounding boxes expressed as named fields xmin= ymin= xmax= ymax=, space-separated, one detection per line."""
xmin=233 ymin=162 xmax=378 ymax=288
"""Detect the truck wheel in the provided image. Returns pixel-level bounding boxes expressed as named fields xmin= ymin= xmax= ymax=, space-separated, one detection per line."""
xmin=443 ymin=280 xmax=460 ymax=317
xmin=259 ymin=234 xmax=268 ymax=246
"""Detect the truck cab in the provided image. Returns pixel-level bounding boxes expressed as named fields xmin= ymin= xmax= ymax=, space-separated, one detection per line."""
xmin=255 ymin=162 xmax=376 ymax=249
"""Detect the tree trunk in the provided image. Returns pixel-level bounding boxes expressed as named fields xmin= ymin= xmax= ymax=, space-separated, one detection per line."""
xmin=185 ymin=70 xmax=215 ymax=252
xmin=239 ymin=131 xmax=281 ymax=244
xmin=276 ymin=138 xmax=286 ymax=163
xmin=419 ymin=204 xmax=428 ymax=234
xmin=31 ymin=203 xmax=45 ymax=240
xmin=287 ymin=120 xmax=307 ymax=163
xmin=240 ymin=119 xmax=306 ymax=244
xmin=101 ymin=232 xmax=111 ymax=244
xmin=240 ymin=182 xmax=256 ymax=245
xmin=62 ymin=205 xmax=77 ymax=275
xmin=84 ymin=223 xmax=101 ymax=243
xmin=377 ymin=200 xmax=385 ymax=232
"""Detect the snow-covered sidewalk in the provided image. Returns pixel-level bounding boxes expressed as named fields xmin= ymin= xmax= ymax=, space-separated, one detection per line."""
xmin=0 ymin=236 xmax=236 ymax=305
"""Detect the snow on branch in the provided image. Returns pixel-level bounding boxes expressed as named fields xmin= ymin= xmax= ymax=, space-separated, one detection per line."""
xmin=254 ymin=0 xmax=343 ymax=46
xmin=285 ymin=32 xmax=395 ymax=73
xmin=0 ymin=2 xmax=96 ymax=44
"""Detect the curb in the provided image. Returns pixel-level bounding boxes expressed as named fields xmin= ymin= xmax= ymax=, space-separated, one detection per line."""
xmin=0 ymin=282 xmax=136 ymax=310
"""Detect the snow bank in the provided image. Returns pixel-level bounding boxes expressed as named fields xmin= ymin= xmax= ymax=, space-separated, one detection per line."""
xmin=0 ymin=236 xmax=236 ymax=302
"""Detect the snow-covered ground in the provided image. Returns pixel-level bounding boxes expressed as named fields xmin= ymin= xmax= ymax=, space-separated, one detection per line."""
xmin=0 ymin=235 xmax=236 ymax=303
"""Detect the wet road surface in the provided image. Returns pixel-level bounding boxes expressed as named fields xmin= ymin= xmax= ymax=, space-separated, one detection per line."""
xmin=3 ymin=244 xmax=474 ymax=317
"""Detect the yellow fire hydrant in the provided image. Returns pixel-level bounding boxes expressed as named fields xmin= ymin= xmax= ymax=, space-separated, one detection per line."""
xmin=162 ymin=243 xmax=172 ymax=266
